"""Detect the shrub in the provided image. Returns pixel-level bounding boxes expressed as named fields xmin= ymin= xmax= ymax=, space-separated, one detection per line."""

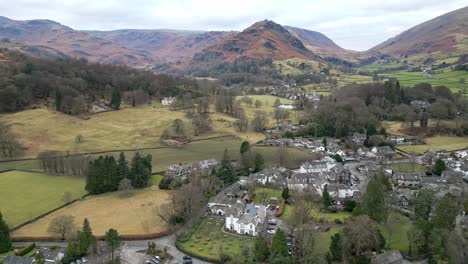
xmin=15 ymin=243 xmax=36 ymax=256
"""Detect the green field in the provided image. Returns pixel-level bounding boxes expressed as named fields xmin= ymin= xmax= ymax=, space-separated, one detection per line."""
xmin=391 ymin=162 xmax=427 ymax=173
xmin=381 ymin=69 xmax=468 ymax=92
xmin=0 ymin=171 xmax=86 ymax=227
xmin=380 ymin=212 xmax=412 ymax=254
xmin=398 ymin=136 xmax=468 ymax=154
xmin=282 ymin=203 xmax=351 ymax=223
xmin=0 ymin=138 xmax=314 ymax=173
xmin=178 ymin=216 xmax=254 ymax=262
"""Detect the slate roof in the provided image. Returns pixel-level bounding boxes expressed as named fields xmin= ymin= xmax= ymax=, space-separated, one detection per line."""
xmin=3 ymin=256 xmax=34 ymax=264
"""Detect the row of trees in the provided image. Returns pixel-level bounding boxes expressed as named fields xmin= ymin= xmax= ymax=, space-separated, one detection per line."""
xmin=85 ymin=152 xmax=152 ymax=194
xmin=38 ymin=151 xmax=89 ymax=176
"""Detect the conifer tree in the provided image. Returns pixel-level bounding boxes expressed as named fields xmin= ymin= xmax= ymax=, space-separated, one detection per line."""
xmin=110 ymin=87 xmax=121 ymax=110
xmin=217 ymin=149 xmax=235 ymax=184
xmin=0 ymin=211 xmax=12 ymax=254
xmin=117 ymin=152 xmax=129 ymax=180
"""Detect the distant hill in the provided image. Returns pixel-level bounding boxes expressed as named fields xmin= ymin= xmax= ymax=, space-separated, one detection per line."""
xmin=0 ymin=16 xmax=152 ymax=65
xmin=85 ymin=29 xmax=236 ymax=63
xmin=193 ymin=20 xmax=320 ymax=63
xmin=369 ymin=6 xmax=468 ymax=63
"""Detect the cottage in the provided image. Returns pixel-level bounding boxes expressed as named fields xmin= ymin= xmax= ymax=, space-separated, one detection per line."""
xmin=161 ymin=97 xmax=175 ymax=105
xmin=325 ymin=183 xmax=359 ymax=199
xmin=250 ymin=167 xmax=288 ymax=187
xmin=40 ymin=247 xmax=65 ymax=263
xmin=287 ymin=172 xmax=325 ymax=193
xmin=298 ymin=157 xmax=337 ymax=174
xmin=370 ymin=250 xmax=412 ymax=264
xmin=352 ymin=133 xmax=367 ymax=144
xmin=392 ymin=173 xmax=424 ymax=187
xmin=371 ymin=146 xmax=395 ymax=160
xmin=410 ymin=100 xmax=431 ymax=109
xmin=441 ymin=171 xmax=464 ymax=184
xmin=225 ymin=202 xmax=266 ymax=236
xmin=166 ymin=159 xmax=218 ymax=180
xmin=278 ymin=104 xmax=296 ymax=110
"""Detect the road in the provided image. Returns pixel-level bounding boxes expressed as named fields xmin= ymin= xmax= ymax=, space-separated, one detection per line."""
xmin=14 ymin=234 xmax=212 ymax=264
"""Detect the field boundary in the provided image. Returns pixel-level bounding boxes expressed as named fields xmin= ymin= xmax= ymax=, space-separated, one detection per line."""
xmin=9 ymin=193 xmax=90 ymax=232
xmin=12 ymin=230 xmax=172 ymax=242
xmin=0 ymin=135 xmax=238 ymax=163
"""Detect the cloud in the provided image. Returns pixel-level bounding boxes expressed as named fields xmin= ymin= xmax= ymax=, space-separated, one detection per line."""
xmin=0 ymin=0 xmax=466 ymax=51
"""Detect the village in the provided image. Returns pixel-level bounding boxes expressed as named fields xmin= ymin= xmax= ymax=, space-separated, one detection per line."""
xmin=161 ymin=126 xmax=468 ymax=263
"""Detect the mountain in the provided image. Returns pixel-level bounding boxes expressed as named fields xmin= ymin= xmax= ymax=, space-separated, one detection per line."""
xmin=0 ymin=16 xmax=152 ymax=65
xmin=193 ymin=20 xmax=320 ymax=63
xmin=284 ymin=26 xmax=353 ymax=57
xmin=85 ymin=29 xmax=236 ymax=63
xmin=370 ymin=6 xmax=468 ymax=62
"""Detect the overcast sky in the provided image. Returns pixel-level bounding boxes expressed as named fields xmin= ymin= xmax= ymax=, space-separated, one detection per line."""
xmin=0 ymin=0 xmax=466 ymax=51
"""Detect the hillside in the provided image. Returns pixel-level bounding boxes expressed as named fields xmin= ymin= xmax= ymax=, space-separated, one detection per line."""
xmin=369 ymin=6 xmax=468 ymax=63
xmin=0 ymin=16 xmax=152 ymax=65
xmin=193 ymin=20 xmax=320 ymax=63
xmin=86 ymin=29 xmax=236 ymax=63
xmin=284 ymin=26 xmax=357 ymax=61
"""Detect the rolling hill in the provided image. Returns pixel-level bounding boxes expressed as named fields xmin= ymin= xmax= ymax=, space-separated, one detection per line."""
xmin=85 ymin=29 xmax=236 ymax=63
xmin=369 ymin=6 xmax=468 ymax=63
xmin=0 ymin=16 xmax=152 ymax=65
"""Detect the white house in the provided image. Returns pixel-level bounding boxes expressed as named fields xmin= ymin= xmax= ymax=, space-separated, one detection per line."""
xmin=161 ymin=97 xmax=175 ymax=105
xmin=225 ymin=202 xmax=266 ymax=236
xmin=325 ymin=183 xmax=359 ymax=199
xmin=298 ymin=157 xmax=337 ymax=173
xmin=278 ymin=104 xmax=296 ymax=110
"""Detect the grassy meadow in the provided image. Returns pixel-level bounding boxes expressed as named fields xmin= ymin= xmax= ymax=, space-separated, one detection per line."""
xmin=12 ymin=185 xmax=171 ymax=237
xmin=398 ymin=136 xmax=468 ymax=154
xmin=381 ymin=69 xmax=468 ymax=92
xmin=0 ymin=171 xmax=86 ymax=227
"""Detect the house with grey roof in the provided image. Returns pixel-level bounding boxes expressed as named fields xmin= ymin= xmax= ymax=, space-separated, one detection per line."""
xmin=370 ymin=250 xmax=412 ymax=264
xmin=225 ymin=201 xmax=266 ymax=236
xmin=3 ymin=256 xmax=34 ymax=264
xmin=392 ymin=173 xmax=425 ymax=187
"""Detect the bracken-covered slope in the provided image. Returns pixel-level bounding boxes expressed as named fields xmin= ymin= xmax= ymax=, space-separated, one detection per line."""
xmin=369 ymin=6 xmax=468 ymax=62
xmin=85 ymin=29 xmax=236 ymax=63
xmin=194 ymin=20 xmax=321 ymax=63
xmin=0 ymin=16 xmax=152 ymax=65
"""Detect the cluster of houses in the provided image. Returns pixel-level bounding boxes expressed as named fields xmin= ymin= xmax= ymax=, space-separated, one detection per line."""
xmin=165 ymin=159 xmax=218 ymax=181
xmin=245 ymin=157 xmax=360 ymax=201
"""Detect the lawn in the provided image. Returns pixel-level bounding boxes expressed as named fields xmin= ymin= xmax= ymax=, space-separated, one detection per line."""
xmin=253 ymin=187 xmax=283 ymax=205
xmin=150 ymin=174 xmax=163 ymax=186
xmin=391 ymin=163 xmax=427 ymax=173
xmin=0 ymin=171 xmax=86 ymax=228
xmin=398 ymin=136 xmax=468 ymax=154
xmin=12 ymin=185 xmax=171 ymax=237
xmin=282 ymin=203 xmax=351 ymax=223
xmin=313 ymin=227 xmax=341 ymax=256
xmin=380 ymin=212 xmax=412 ymax=254
xmin=178 ymin=216 xmax=254 ymax=262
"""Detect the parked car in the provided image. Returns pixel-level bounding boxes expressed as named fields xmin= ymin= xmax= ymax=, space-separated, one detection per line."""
xmin=268 ymin=219 xmax=277 ymax=225
xmin=267 ymin=229 xmax=276 ymax=235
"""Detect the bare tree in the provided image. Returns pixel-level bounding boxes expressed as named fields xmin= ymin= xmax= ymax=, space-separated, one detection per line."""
xmin=47 ymin=215 xmax=76 ymax=240
xmin=251 ymin=111 xmax=269 ymax=132
xmin=275 ymin=146 xmax=289 ymax=167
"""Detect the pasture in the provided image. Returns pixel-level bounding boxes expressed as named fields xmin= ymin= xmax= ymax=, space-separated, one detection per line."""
xmin=398 ymin=136 xmax=468 ymax=154
xmin=0 ymin=171 xmax=85 ymax=227
xmin=391 ymin=162 xmax=427 ymax=173
xmin=0 ymin=138 xmax=314 ymax=173
xmin=12 ymin=185 xmax=171 ymax=237
xmin=381 ymin=69 xmax=468 ymax=92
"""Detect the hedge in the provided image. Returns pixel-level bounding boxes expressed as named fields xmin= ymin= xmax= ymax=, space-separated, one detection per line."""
xmin=15 ymin=243 xmax=35 ymax=256
xmin=12 ymin=230 xmax=171 ymax=242
xmin=175 ymin=242 xmax=220 ymax=264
